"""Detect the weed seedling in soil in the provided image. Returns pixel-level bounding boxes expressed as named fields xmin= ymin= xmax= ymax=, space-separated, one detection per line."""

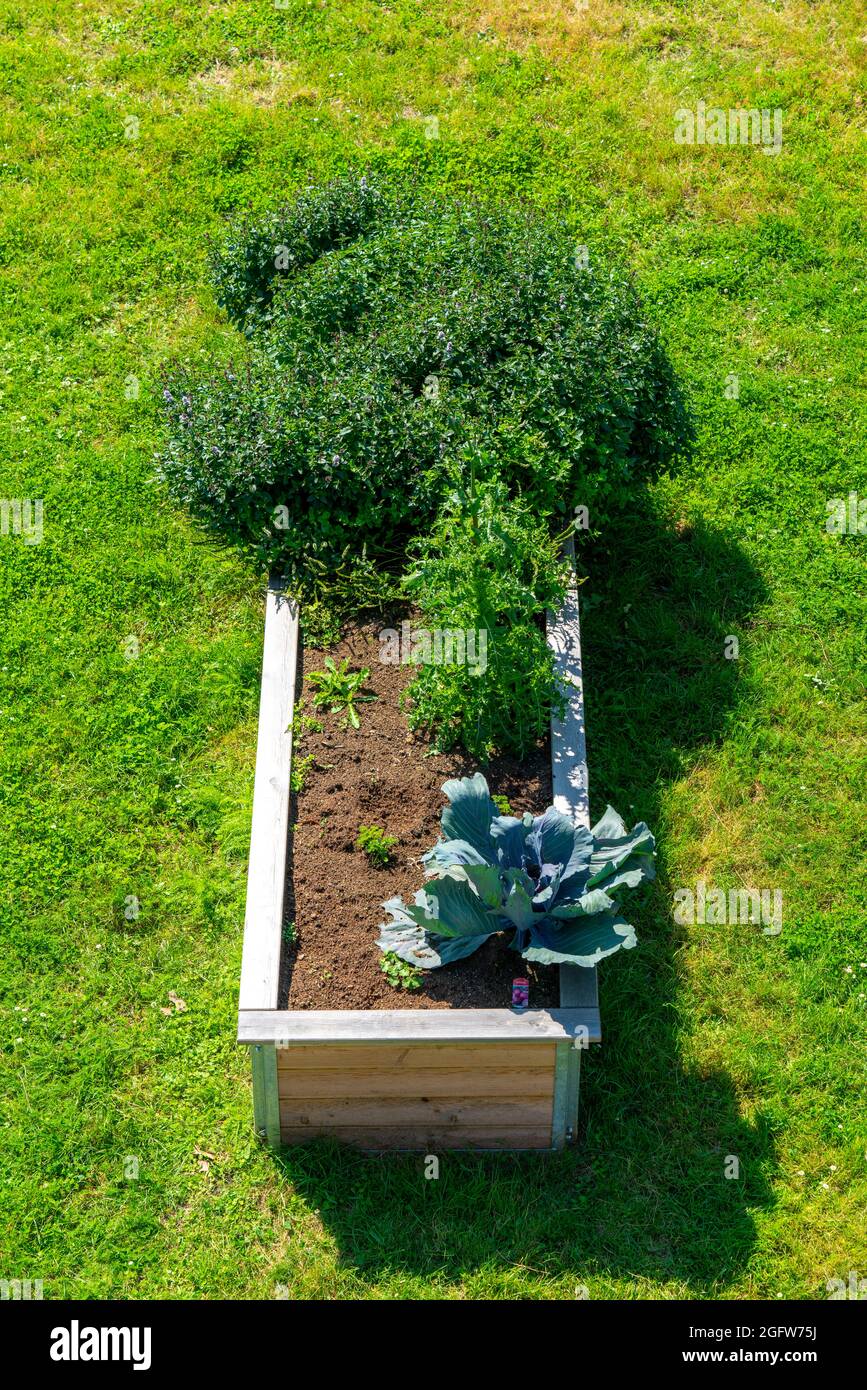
xmin=282 ymin=921 xmax=297 ymax=946
xmin=288 ymin=706 xmax=323 ymax=738
xmin=380 ymin=951 xmax=422 ymax=992
xmin=288 ymin=703 xmax=320 ymax=792
xmin=492 ymin=794 xmax=512 ymax=814
xmin=356 ymin=824 xmax=398 ymax=867
xmin=290 ymin=753 xmax=314 ymax=793
xmin=308 ymin=658 xmax=377 ymax=729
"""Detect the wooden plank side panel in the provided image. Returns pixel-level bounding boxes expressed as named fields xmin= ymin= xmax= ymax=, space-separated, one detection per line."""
xmin=280 ymin=1097 xmax=553 ymax=1128
xmin=279 ymin=1127 xmax=553 ymax=1150
xmin=277 ymin=1040 xmax=556 ymax=1147
xmin=547 ymin=537 xmax=600 ymax=1034
xmin=548 ymin=540 xmax=598 ymax=1146
xmin=276 ymin=1042 xmax=557 ymax=1071
xmin=277 ymin=1067 xmax=554 ymax=1099
xmin=238 ymin=584 xmax=299 ymax=1013
xmin=559 ymin=964 xmax=599 ymax=1009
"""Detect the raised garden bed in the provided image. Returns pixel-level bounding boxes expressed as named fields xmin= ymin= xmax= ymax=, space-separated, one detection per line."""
xmin=237 ymin=551 xmax=601 ymax=1152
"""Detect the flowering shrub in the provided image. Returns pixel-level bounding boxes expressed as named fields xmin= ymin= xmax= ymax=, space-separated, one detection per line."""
xmin=157 ymin=174 xmax=692 ymax=579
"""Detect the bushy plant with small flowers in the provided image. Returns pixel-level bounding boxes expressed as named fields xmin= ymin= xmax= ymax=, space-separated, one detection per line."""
xmin=157 ymin=174 xmax=691 ymax=581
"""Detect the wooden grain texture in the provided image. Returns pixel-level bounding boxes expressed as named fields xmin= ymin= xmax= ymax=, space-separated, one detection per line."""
xmin=238 ymin=583 xmax=299 ymax=1013
xmin=547 ymin=539 xmax=598 ymax=1144
xmin=277 ymin=1042 xmax=556 ymax=1146
xmin=276 ymin=1042 xmax=557 ymax=1072
xmin=280 ymin=1097 xmax=553 ymax=1128
xmin=239 ymin=1006 xmax=601 ymax=1045
xmin=278 ymin=1126 xmax=553 ymax=1151
xmin=547 ymin=537 xmax=600 ymax=1024
xmin=277 ymin=1067 xmax=555 ymax=1099
xmin=548 ymin=537 xmax=590 ymax=829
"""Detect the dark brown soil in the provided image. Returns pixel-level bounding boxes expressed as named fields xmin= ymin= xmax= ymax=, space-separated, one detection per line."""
xmin=279 ymin=619 xmax=559 ymax=1011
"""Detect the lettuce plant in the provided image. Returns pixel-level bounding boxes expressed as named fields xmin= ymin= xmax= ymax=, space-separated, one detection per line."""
xmin=377 ymin=773 xmax=654 ymax=970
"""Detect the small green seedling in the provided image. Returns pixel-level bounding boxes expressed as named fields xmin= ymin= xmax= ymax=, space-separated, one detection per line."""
xmin=282 ymin=921 xmax=297 ymax=946
xmin=356 ymin=824 xmax=398 ymax=867
xmin=492 ymin=793 xmax=512 ymax=815
xmin=287 ymin=701 xmax=320 ymax=791
xmin=290 ymin=752 xmax=314 ymax=793
xmin=287 ymin=708 xmax=323 ymax=737
xmin=380 ymin=951 xmax=422 ymax=992
xmin=308 ymin=657 xmax=377 ymax=729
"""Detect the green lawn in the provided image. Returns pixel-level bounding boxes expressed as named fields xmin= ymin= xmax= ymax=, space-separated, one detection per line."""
xmin=1 ymin=0 xmax=865 ymax=1299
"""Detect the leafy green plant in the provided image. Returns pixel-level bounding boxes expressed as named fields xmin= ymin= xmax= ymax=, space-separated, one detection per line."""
xmin=378 ymin=773 xmax=654 ymax=970
xmin=356 ymin=824 xmax=398 ymax=868
xmin=287 ymin=703 xmax=320 ymax=793
xmin=288 ymin=705 xmax=323 ymax=738
xmin=298 ymin=549 xmax=405 ymax=648
xmin=158 ymin=175 xmax=692 ymax=580
xmin=492 ymin=794 xmax=512 ymax=815
xmin=282 ymin=921 xmax=297 ymax=946
xmin=210 ymin=175 xmax=388 ymax=332
xmin=308 ymin=658 xmax=377 ymax=729
xmin=402 ymin=468 xmax=571 ymax=760
xmin=290 ymin=753 xmax=314 ymax=794
xmin=379 ymin=951 xmax=422 ymax=992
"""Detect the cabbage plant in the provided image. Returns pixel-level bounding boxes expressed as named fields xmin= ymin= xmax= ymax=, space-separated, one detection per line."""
xmin=377 ymin=773 xmax=654 ymax=970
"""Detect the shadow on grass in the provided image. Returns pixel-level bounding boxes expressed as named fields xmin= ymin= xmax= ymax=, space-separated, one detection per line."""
xmin=268 ymin=495 xmax=775 ymax=1295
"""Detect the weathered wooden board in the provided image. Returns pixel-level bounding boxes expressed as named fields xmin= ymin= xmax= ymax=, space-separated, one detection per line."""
xmin=547 ymin=537 xmax=598 ymax=1144
xmin=277 ymin=1067 xmax=555 ymax=1099
xmin=280 ymin=1097 xmax=553 ymax=1128
xmin=275 ymin=1043 xmax=558 ymax=1071
xmin=548 ymin=537 xmax=590 ymax=829
xmin=239 ymin=1006 xmax=601 ymax=1046
xmin=278 ymin=1126 xmax=553 ymax=1151
xmin=276 ymin=1040 xmax=557 ymax=1146
xmin=238 ymin=583 xmax=299 ymax=1013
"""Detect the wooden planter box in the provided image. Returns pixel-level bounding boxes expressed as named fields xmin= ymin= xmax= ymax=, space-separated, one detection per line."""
xmin=237 ymin=557 xmax=600 ymax=1150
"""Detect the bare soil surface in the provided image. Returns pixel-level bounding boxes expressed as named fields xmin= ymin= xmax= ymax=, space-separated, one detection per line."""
xmin=280 ymin=619 xmax=559 ymax=1011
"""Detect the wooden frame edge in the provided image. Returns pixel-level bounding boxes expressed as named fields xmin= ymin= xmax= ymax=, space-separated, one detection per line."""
xmin=238 ymin=579 xmax=299 ymax=1014
xmin=238 ymin=1006 xmax=601 ymax=1047
xmin=549 ymin=537 xmax=598 ymax=1142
